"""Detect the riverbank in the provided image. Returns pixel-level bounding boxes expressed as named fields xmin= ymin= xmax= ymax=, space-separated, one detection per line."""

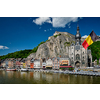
xmin=1 ymin=68 xmax=100 ymax=77
xmin=31 ymin=69 xmax=100 ymax=77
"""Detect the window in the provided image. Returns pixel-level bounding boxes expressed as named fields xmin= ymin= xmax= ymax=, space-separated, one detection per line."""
xmin=72 ymin=57 xmax=73 ymax=59
xmin=76 ymin=54 xmax=80 ymax=60
xmin=71 ymin=61 xmax=74 ymax=65
xmin=82 ymin=60 xmax=85 ymax=64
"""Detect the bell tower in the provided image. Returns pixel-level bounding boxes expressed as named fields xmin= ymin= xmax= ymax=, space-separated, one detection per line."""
xmin=75 ymin=26 xmax=81 ymax=45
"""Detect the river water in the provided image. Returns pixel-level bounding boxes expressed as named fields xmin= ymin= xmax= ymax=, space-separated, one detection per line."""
xmin=0 ymin=70 xmax=100 ymax=84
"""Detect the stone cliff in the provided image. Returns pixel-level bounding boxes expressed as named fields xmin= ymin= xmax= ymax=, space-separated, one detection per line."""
xmin=27 ymin=31 xmax=84 ymax=59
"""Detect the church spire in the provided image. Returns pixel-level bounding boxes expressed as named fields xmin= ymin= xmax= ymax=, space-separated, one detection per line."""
xmin=75 ymin=26 xmax=81 ymax=45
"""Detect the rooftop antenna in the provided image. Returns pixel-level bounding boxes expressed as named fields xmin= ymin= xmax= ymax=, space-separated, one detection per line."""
xmin=77 ymin=18 xmax=79 ymax=27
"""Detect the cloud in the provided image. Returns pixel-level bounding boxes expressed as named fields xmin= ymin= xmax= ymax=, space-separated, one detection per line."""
xmin=52 ymin=17 xmax=79 ymax=28
xmin=33 ymin=17 xmax=81 ymax=28
xmin=82 ymin=35 xmax=88 ymax=38
xmin=44 ymin=30 xmax=46 ymax=32
xmin=50 ymin=28 xmax=52 ymax=30
xmin=0 ymin=45 xmax=9 ymax=49
xmin=68 ymin=23 xmax=71 ymax=28
xmin=33 ymin=17 xmax=52 ymax=25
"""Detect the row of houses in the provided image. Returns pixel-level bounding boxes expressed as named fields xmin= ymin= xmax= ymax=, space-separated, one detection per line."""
xmin=0 ymin=57 xmax=71 ymax=69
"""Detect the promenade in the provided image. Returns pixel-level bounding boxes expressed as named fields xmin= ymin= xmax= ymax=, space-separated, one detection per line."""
xmin=19 ymin=67 xmax=100 ymax=77
xmin=1 ymin=67 xmax=100 ymax=77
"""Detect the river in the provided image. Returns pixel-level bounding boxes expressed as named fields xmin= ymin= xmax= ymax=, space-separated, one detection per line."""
xmin=0 ymin=70 xmax=100 ymax=84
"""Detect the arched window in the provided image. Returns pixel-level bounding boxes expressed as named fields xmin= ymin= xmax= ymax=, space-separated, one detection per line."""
xmin=82 ymin=60 xmax=85 ymax=65
xmin=76 ymin=54 xmax=80 ymax=60
xmin=71 ymin=61 xmax=74 ymax=65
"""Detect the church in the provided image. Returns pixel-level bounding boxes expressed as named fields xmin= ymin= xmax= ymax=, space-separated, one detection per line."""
xmin=68 ymin=26 xmax=92 ymax=68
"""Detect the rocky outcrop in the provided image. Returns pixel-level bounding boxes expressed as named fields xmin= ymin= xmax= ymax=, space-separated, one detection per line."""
xmin=27 ymin=31 xmax=85 ymax=59
xmin=27 ymin=53 xmax=36 ymax=59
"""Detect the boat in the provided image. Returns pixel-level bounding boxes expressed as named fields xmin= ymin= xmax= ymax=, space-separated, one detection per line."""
xmin=6 ymin=68 xmax=16 ymax=71
xmin=21 ymin=68 xmax=28 ymax=72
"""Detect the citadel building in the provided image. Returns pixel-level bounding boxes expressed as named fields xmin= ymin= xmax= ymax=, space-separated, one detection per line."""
xmin=68 ymin=26 xmax=92 ymax=68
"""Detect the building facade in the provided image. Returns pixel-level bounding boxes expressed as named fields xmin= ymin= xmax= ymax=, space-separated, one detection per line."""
xmin=68 ymin=26 xmax=92 ymax=68
xmin=59 ymin=58 xmax=70 ymax=68
xmin=34 ymin=59 xmax=40 ymax=69
xmin=46 ymin=58 xmax=52 ymax=69
xmin=52 ymin=57 xmax=60 ymax=69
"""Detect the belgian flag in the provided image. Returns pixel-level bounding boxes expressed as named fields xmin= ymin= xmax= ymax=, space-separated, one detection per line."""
xmin=82 ymin=31 xmax=98 ymax=49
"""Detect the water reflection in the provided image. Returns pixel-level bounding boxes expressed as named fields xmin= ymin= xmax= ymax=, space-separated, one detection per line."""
xmin=0 ymin=71 xmax=100 ymax=84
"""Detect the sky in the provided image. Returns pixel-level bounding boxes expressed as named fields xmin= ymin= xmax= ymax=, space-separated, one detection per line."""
xmin=0 ymin=17 xmax=100 ymax=56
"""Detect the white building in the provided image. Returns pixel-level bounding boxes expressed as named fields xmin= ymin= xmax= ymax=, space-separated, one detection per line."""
xmin=34 ymin=59 xmax=40 ymax=69
xmin=46 ymin=58 xmax=53 ymax=68
xmin=42 ymin=62 xmax=46 ymax=68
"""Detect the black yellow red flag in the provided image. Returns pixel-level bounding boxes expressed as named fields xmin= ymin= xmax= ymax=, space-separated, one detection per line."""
xmin=82 ymin=31 xmax=98 ymax=49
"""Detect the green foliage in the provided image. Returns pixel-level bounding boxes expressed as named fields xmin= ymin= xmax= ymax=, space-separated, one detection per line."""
xmin=64 ymin=42 xmax=71 ymax=47
xmin=0 ymin=41 xmax=46 ymax=60
xmin=54 ymin=33 xmax=61 ymax=38
xmin=88 ymin=41 xmax=100 ymax=63
xmin=0 ymin=49 xmax=32 ymax=60
xmin=29 ymin=41 xmax=45 ymax=54
xmin=60 ymin=68 xmax=66 ymax=70
xmin=64 ymin=42 xmax=70 ymax=45
xmin=45 ymin=40 xmax=50 ymax=42
xmin=69 ymin=67 xmax=74 ymax=70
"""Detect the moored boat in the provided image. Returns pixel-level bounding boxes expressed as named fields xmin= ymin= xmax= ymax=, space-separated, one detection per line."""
xmin=6 ymin=68 xmax=16 ymax=71
xmin=21 ymin=68 xmax=28 ymax=72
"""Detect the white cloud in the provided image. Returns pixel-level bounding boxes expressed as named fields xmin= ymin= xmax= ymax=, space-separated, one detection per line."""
xmin=52 ymin=17 xmax=78 ymax=28
xmin=44 ymin=30 xmax=46 ymax=32
xmin=0 ymin=45 xmax=9 ymax=49
xmin=33 ymin=17 xmax=52 ymax=25
xmin=82 ymin=35 xmax=88 ymax=38
xmin=50 ymin=28 xmax=52 ymax=30
xmin=33 ymin=17 xmax=81 ymax=28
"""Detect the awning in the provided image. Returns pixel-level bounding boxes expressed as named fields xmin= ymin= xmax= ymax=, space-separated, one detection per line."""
xmin=60 ymin=66 xmax=72 ymax=68
xmin=46 ymin=66 xmax=52 ymax=68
